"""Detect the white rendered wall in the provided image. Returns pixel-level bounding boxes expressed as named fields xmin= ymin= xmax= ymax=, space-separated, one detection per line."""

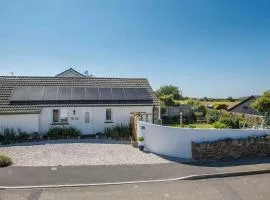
xmin=39 ymin=106 xmax=153 ymax=134
xmin=138 ymin=121 xmax=270 ymax=159
xmin=0 ymin=114 xmax=39 ymax=133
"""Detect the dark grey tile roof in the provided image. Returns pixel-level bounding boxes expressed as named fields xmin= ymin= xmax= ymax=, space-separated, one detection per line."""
xmin=0 ymin=76 xmax=159 ymax=114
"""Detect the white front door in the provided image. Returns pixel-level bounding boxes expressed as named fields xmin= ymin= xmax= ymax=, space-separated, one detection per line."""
xmin=82 ymin=108 xmax=94 ymax=134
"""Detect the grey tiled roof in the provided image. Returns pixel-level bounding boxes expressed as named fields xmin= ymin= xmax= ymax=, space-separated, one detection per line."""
xmin=0 ymin=76 xmax=159 ymax=114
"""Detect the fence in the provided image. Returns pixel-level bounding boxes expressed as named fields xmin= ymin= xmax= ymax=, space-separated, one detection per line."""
xmin=137 ymin=121 xmax=270 ymax=159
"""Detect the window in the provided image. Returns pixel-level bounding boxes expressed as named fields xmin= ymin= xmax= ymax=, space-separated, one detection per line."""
xmin=53 ymin=109 xmax=59 ymax=123
xmin=52 ymin=109 xmax=68 ymax=123
xmin=60 ymin=109 xmax=68 ymax=123
xmin=106 ymin=108 xmax=112 ymax=121
xmin=243 ymin=106 xmax=249 ymax=109
xmin=85 ymin=112 xmax=90 ymax=123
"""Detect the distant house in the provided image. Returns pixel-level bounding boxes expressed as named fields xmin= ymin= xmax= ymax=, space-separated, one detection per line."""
xmin=227 ymin=96 xmax=260 ymax=116
xmin=0 ymin=68 xmax=160 ymax=134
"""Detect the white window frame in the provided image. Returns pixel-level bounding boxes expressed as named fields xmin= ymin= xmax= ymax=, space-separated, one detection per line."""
xmin=52 ymin=108 xmax=68 ymax=124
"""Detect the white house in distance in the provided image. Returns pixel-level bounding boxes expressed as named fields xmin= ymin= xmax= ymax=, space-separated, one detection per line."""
xmin=0 ymin=68 xmax=160 ymax=134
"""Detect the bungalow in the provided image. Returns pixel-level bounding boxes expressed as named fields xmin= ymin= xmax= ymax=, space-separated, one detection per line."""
xmin=0 ymin=68 xmax=160 ymax=134
xmin=227 ymin=95 xmax=260 ymax=116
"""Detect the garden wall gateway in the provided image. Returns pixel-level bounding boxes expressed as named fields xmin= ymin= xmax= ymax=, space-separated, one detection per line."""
xmin=137 ymin=121 xmax=270 ymax=159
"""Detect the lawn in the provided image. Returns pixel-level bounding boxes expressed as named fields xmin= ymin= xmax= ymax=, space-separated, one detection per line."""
xmin=169 ymin=123 xmax=214 ymax=129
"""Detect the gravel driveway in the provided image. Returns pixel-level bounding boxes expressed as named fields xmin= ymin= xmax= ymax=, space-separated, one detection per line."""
xmin=0 ymin=139 xmax=169 ymax=166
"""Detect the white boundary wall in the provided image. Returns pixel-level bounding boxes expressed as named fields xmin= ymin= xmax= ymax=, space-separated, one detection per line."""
xmin=138 ymin=121 xmax=270 ymax=159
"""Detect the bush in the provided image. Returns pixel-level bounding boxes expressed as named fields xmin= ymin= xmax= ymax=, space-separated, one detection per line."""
xmin=0 ymin=155 xmax=12 ymax=167
xmin=104 ymin=124 xmax=131 ymax=140
xmin=138 ymin=136 xmax=144 ymax=142
xmin=219 ymin=117 xmax=240 ymax=129
xmin=46 ymin=127 xmax=81 ymax=139
xmin=213 ymin=122 xmax=226 ymax=129
xmin=17 ymin=129 xmax=29 ymax=142
xmin=0 ymin=128 xmax=17 ymax=144
xmin=206 ymin=109 xmax=220 ymax=123
xmin=214 ymin=103 xmax=228 ymax=110
xmin=239 ymin=121 xmax=253 ymax=129
xmin=189 ymin=124 xmax=196 ymax=128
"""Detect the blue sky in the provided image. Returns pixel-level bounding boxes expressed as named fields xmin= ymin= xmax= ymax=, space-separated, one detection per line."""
xmin=0 ymin=0 xmax=269 ymax=98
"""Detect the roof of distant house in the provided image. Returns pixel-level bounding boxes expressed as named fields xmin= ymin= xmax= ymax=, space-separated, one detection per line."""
xmin=227 ymin=95 xmax=260 ymax=111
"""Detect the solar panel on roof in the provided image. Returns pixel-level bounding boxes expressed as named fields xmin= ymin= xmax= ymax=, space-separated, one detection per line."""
xmin=10 ymin=87 xmax=30 ymax=101
xmin=27 ymin=86 xmax=44 ymax=101
xmin=112 ymin=88 xmax=125 ymax=100
xmin=99 ymin=88 xmax=112 ymax=100
xmin=43 ymin=87 xmax=58 ymax=100
xmin=58 ymin=87 xmax=71 ymax=100
xmin=85 ymin=88 xmax=99 ymax=100
xmin=10 ymin=86 xmax=152 ymax=103
xmin=72 ymin=87 xmax=85 ymax=100
xmin=123 ymin=88 xmax=137 ymax=100
xmin=135 ymin=88 xmax=151 ymax=100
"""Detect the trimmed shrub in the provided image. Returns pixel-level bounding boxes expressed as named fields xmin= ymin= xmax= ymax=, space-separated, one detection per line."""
xmin=206 ymin=109 xmax=220 ymax=123
xmin=0 ymin=155 xmax=12 ymax=167
xmin=46 ymin=127 xmax=81 ymax=139
xmin=213 ymin=122 xmax=226 ymax=129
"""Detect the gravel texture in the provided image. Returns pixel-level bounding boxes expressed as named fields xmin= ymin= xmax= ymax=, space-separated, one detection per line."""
xmin=0 ymin=139 xmax=169 ymax=166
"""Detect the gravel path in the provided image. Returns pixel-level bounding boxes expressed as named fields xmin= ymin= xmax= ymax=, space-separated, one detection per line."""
xmin=0 ymin=139 xmax=169 ymax=166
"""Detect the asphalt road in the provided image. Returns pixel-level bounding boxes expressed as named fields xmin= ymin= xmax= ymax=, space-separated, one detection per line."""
xmin=1 ymin=174 xmax=270 ymax=200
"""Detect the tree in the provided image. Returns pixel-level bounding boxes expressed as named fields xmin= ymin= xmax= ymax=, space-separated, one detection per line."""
xmin=227 ymin=97 xmax=234 ymax=102
xmin=214 ymin=103 xmax=228 ymax=110
xmin=156 ymin=85 xmax=182 ymax=100
xmin=252 ymin=91 xmax=270 ymax=114
xmin=252 ymin=91 xmax=270 ymax=127
xmin=159 ymin=94 xmax=175 ymax=107
xmin=186 ymin=99 xmax=200 ymax=108
xmin=206 ymin=109 xmax=220 ymax=123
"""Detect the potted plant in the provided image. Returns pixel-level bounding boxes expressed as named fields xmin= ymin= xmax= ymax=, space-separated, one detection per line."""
xmin=138 ymin=136 xmax=144 ymax=151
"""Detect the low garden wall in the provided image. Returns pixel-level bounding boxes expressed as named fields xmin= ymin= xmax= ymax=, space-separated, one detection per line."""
xmin=192 ymin=136 xmax=270 ymax=161
xmin=137 ymin=121 xmax=270 ymax=159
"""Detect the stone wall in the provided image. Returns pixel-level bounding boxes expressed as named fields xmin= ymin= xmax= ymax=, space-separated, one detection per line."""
xmin=192 ymin=136 xmax=270 ymax=161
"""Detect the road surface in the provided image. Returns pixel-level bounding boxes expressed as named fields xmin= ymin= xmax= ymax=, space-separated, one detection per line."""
xmin=0 ymin=174 xmax=269 ymax=200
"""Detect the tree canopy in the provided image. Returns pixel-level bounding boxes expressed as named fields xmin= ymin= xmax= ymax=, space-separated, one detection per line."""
xmin=252 ymin=91 xmax=270 ymax=114
xmin=156 ymin=85 xmax=182 ymax=100
xmin=214 ymin=103 xmax=229 ymax=110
